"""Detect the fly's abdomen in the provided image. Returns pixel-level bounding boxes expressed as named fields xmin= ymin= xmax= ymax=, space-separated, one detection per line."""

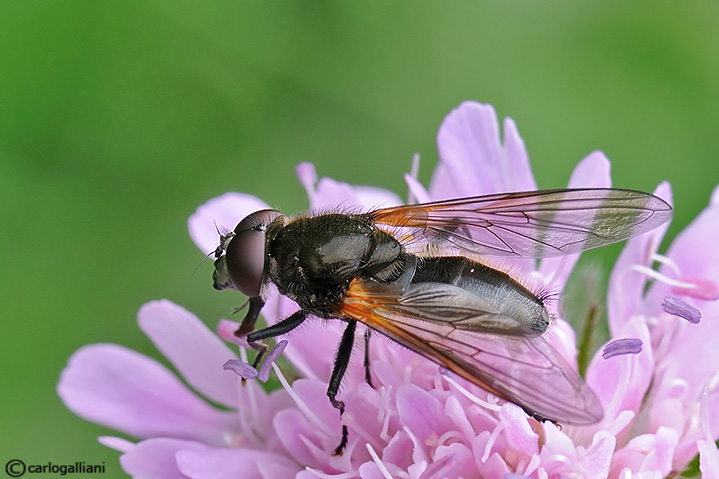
xmin=411 ymin=257 xmax=550 ymax=336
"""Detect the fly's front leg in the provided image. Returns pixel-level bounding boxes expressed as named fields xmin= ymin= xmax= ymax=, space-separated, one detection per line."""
xmin=329 ymin=320 xmax=357 ymax=456
xmin=245 ymin=310 xmax=306 ymax=370
xmin=234 ymin=296 xmax=266 ymax=338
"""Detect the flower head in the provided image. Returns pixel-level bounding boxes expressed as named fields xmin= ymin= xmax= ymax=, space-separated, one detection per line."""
xmin=58 ymin=101 xmax=719 ymax=478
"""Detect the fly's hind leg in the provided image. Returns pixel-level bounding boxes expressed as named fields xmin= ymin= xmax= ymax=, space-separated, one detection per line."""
xmin=328 ymin=320 xmax=357 ymax=456
xmin=364 ymin=328 xmax=374 ymax=388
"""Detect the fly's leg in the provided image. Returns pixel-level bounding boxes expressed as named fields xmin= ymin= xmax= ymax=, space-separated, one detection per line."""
xmin=234 ymin=296 xmax=266 ymax=338
xmin=245 ymin=310 xmax=306 ymax=370
xmin=364 ymin=328 xmax=374 ymax=388
xmin=329 ymin=320 xmax=357 ymax=456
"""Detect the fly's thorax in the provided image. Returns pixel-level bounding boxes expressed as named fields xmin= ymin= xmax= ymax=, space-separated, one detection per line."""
xmin=266 ymin=213 xmax=404 ymax=315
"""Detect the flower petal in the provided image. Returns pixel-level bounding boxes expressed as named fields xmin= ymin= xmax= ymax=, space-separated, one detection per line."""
xmin=577 ymin=430 xmax=615 ymax=478
xmin=585 ymin=318 xmax=654 ymax=440
xmin=433 ymin=101 xmax=536 ymax=198
xmin=699 ymin=387 xmax=719 ymax=479
xmin=648 ymin=395 xmax=685 ymax=438
xmin=499 ymin=403 xmax=539 ymax=455
xmin=405 ymin=172 xmax=431 ymax=204
xmin=607 ymin=182 xmax=673 ymax=335
xmin=698 ymin=439 xmax=719 ymax=479
xmin=98 ymin=436 xmax=134 ymax=453
xmin=612 ymin=428 xmax=678 ymax=477
xmin=273 ymin=409 xmax=327 ymax=468
xmin=652 ymin=183 xmax=719 ymax=294
xmin=502 ymin=117 xmax=537 ymax=192
xmin=568 ymin=151 xmax=612 ymax=189
xmin=647 ymin=185 xmax=719 ymax=402
xmin=433 ymin=444 xmax=472 ymax=479
xmin=57 ymin=343 xmax=237 ymax=445
xmin=176 ymin=448 xmax=299 ymax=479
xmin=188 ymin=192 xmax=270 ymax=254
xmin=120 ymin=438 xmax=209 ymax=479
xmin=396 ymin=385 xmax=447 ymax=442
xmin=538 ymin=151 xmax=612 ymax=290
xmin=298 ymin=162 xmax=400 ymax=212
xmin=471 ymin=434 xmax=511 ymax=477
xmin=138 ymin=300 xmax=239 ymax=408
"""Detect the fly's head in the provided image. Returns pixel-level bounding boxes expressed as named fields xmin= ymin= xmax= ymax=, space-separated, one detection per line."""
xmin=213 ymin=209 xmax=283 ymax=296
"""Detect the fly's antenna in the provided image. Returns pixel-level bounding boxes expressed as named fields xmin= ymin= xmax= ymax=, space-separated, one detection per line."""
xmin=192 ymin=220 xmax=233 ymax=277
xmin=215 ymin=233 xmax=235 ymax=257
xmin=192 ymin=250 xmax=216 ymax=277
xmin=213 ymin=220 xmax=235 ymax=257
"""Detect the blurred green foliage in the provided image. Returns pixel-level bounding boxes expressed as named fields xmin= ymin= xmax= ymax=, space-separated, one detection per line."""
xmin=1 ymin=2 xmax=717 ymax=477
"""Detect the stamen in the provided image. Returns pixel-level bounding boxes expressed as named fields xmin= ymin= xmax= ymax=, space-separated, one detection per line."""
xmin=272 ymin=363 xmax=333 ymax=436
xmin=237 ymin=347 xmax=261 ymax=435
xmin=258 ymin=340 xmax=288 ymax=382
xmin=602 ymin=338 xmax=643 ymax=359
xmin=441 ymin=370 xmax=502 ymax=412
xmin=223 ymin=359 xmax=258 ymax=379
xmin=672 ymin=277 xmax=719 ymax=301
xmin=482 ymin=422 xmax=504 ymax=463
xmin=627 ymin=265 xmax=694 ymax=289
xmin=522 ymin=454 xmax=541 ymax=477
xmin=650 ymin=254 xmax=682 ymax=276
xmin=626 ymin=263 xmax=719 ymax=301
xmin=545 ymin=454 xmax=570 ymax=465
xmin=627 ymin=265 xmax=719 ymax=300
xmin=661 ymin=296 xmax=701 ymax=324
xmin=436 ymin=430 xmax=464 ymax=449
xmin=378 ymin=386 xmax=393 ymax=442
xmin=366 ymin=443 xmax=394 ymax=479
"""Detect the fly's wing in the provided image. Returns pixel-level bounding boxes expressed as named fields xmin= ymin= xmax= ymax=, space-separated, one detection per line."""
xmin=341 ymin=279 xmax=603 ymax=424
xmin=366 ymin=188 xmax=671 ymax=257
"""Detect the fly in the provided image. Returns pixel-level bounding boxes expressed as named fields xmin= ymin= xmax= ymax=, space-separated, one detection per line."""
xmin=211 ymin=188 xmax=672 ymax=454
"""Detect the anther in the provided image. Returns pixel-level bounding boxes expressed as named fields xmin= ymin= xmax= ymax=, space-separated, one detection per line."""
xmin=602 ymin=338 xmax=643 ymax=359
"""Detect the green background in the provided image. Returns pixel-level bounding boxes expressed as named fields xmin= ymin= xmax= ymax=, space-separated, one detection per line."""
xmin=1 ymin=2 xmax=717 ymax=477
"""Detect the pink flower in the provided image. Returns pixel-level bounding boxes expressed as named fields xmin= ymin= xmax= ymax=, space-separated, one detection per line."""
xmin=58 ymin=101 xmax=719 ymax=478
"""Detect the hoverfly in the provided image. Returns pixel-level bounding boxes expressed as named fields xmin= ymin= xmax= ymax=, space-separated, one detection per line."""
xmin=212 ymin=188 xmax=672 ymax=454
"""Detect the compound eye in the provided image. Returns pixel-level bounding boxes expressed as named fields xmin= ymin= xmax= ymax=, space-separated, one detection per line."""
xmin=224 ymin=209 xmax=282 ymax=297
